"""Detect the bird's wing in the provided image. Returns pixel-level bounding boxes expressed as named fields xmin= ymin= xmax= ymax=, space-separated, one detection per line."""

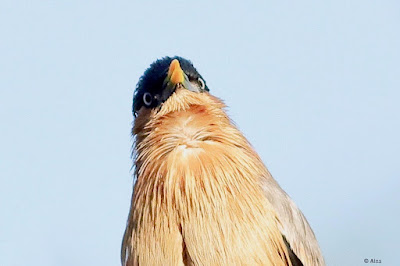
xmin=261 ymin=173 xmax=325 ymax=266
xmin=283 ymin=235 xmax=304 ymax=266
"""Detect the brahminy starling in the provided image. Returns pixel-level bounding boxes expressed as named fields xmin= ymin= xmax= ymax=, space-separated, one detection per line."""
xmin=121 ymin=56 xmax=325 ymax=266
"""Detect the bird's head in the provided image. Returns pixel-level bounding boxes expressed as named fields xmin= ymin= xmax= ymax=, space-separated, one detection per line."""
xmin=133 ymin=56 xmax=209 ymax=117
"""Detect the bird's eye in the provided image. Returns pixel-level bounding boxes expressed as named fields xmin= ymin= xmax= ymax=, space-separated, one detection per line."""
xmin=143 ymin=92 xmax=153 ymax=107
xmin=198 ymin=78 xmax=205 ymax=90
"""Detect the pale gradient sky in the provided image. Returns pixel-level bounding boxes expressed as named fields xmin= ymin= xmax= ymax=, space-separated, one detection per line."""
xmin=1 ymin=1 xmax=399 ymax=265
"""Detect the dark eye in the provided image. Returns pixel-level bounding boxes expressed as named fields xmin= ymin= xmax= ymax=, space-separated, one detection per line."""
xmin=143 ymin=92 xmax=153 ymax=107
xmin=198 ymin=78 xmax=205 ymax=90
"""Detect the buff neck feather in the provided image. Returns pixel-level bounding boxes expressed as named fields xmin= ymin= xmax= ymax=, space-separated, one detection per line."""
xmin=123 ymin=89 xmax=292 ymax=266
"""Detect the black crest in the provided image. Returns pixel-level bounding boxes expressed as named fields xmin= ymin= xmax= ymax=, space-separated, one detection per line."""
xmin=133 ymin=56 xmax=209 ymax=115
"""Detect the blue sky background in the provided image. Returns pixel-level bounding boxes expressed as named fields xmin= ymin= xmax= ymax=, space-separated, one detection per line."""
xmin=1 ymin=1 xmax=399 ymax=265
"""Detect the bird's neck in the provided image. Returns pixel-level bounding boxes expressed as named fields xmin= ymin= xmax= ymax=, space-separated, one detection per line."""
xmin=124 ymin=91 xmax=290 ymax=265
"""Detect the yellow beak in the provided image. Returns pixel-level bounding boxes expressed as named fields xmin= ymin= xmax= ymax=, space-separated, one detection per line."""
xmin=164 ymin=59 xmax=198 ymax=92
xmin=167 ymin=59 xmax=185 ymax=85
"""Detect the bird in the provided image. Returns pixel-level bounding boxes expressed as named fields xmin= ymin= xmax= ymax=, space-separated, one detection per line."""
xmin=121 ymin=56 xmax=325 ymax=266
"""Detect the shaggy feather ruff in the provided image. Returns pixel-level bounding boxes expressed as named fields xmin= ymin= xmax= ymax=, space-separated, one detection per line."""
xmin=122 ymin=88 xmax=318 ymax=265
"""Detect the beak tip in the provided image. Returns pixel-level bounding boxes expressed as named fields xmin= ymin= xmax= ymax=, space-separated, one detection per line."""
xmin=171 ymin=59 xmax=180 ymax=67
xmin=168 ymin=59 xmax=181 ymax=76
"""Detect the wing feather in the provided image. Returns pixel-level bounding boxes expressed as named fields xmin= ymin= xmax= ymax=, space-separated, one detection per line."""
xmin=261 ymin=174 xmax=325 ymax=266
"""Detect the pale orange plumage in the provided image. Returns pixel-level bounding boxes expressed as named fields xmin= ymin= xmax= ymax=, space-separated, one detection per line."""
xmin=122 ymin=57 xmax=324 ymax=266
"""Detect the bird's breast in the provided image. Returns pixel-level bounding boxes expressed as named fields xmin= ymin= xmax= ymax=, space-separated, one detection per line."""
xmin=129 ymin=101 xmax=292 ymax=266
xmin=153 ymin=106 xmax=218 ymax=151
